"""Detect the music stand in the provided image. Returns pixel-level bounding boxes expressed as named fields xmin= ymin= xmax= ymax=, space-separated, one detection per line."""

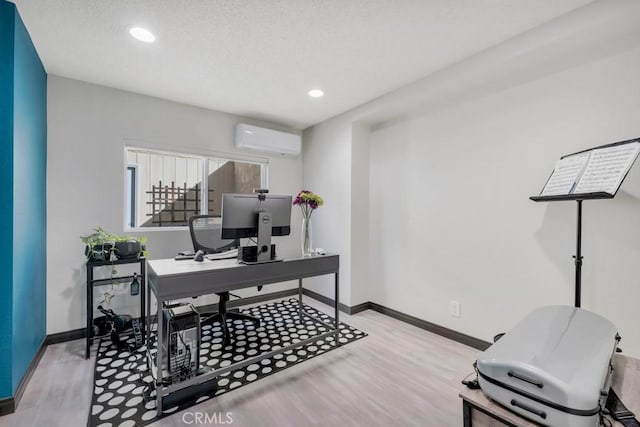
xmin=531 ymin=138 xmax=640 ymax=307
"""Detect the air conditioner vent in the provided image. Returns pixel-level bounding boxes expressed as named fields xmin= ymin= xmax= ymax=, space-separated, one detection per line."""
xmin=235 ymin=124 xmax=301 ymax=156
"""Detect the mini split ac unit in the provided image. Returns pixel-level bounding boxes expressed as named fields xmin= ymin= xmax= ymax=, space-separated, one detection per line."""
xmin=234 ymin=124 xmax=301 ymax=156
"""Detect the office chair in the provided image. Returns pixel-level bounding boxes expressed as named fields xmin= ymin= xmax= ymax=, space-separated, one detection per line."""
xmin=188 ymin=215 xmax=261 ymax=346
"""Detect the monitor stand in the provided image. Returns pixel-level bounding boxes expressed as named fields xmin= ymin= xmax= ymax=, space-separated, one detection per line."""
xmin=239 ymin=211 xmax=283 ymax=265
xmin=238 ymin=244 xmax=282 ymax=265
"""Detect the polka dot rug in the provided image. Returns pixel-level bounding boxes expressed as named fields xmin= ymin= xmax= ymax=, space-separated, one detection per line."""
xmin=88 ymin=299 xmax=367 ymax=427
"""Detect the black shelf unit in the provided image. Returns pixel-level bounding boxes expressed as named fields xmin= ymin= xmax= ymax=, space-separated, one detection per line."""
xmin=86 ymin=257 xmax=146 ymax=359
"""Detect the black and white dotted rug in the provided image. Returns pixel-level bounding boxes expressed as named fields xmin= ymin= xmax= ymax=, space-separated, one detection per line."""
xmin=88 ymin=299 xmax=367 ymax=427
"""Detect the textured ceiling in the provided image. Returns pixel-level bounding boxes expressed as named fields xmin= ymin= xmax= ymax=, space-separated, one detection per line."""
xmin=13 ymin=0 xmax=595 ymax=129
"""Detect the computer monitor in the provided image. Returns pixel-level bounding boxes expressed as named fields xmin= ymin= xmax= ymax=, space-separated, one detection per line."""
xmin=221 ymin=192 xmax=292 ymax=263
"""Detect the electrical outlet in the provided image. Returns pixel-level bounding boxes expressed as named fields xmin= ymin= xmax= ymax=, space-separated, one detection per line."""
xmin=450 ymin=300 xmax=461 ymax=318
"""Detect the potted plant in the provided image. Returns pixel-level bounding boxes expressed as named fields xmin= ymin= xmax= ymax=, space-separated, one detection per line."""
xmin=114 ymin=235 xmax=148 ymax=259
xmin=81 ymin=227 xmax=148 ymax=261
xmin=81 ymin=226 xmax=116 ymax=261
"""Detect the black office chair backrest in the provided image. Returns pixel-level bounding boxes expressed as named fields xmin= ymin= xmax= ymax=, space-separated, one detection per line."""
xmin=188 ymin=215 xmax=239 ymax=254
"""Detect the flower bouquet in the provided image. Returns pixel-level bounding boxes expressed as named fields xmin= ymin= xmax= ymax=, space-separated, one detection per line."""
xmin=293 ymin=190 xmax=323 ymax=255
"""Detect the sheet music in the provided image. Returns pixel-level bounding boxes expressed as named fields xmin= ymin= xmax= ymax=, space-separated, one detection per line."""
xmin=540 ymin=152 xmax=590 ymax=196
xmin=573 ymin=142 xmax=640 ymax=195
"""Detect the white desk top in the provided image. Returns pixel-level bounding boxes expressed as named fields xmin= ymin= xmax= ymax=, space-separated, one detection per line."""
xmin=146 ymin=254 xmax=339 ymax=300
xmin=148 ymin=257 xmax=241 ymax=278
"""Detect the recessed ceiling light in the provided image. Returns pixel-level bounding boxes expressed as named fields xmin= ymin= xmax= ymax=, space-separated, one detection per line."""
xmin=244 ymin=130 xmax=253 ymax=134
xmin=308 ymin=89 xmax=324 ymax=98
xmin=129 ymin=27 xmax=155 ymax=43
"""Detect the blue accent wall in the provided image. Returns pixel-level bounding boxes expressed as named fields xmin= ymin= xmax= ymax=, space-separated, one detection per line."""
xmin=11 ymin=6 xmax=47 ymax=394
xmin=0 ymin=0 xmax=16 ymax=400
xmin=0 ymin=0 xmax=47 ymax=399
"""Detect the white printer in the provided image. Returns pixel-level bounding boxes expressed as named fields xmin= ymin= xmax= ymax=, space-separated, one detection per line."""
xmin=476 ymin=305 xmax=620 ymax=427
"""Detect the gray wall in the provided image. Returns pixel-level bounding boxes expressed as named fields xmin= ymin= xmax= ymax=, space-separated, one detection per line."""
xmin=47 ymin=76 xmax=303 ymax=334
xmin=368 ymin=46 xmax=640 ymax=357
xmin=303 ymin=1 xmax=640 ymax=357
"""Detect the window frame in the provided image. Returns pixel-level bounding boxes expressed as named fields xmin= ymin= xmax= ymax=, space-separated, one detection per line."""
xmin=125 ymin=165 xmax=138 ymax=229
xmin=123 ymin=144 xmax=269 ymax=232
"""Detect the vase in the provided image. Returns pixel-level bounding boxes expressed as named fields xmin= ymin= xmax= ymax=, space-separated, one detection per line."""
xmin=301 ymin=217 xmax=313 ymax=256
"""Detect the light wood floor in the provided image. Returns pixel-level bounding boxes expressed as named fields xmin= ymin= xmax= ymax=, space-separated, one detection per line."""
xmin=0 ymin=298 xmax=479 ymax=427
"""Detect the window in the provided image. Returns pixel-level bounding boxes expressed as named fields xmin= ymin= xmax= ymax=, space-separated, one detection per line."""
xmin=126 ymin=166 xmax=137 ymax=228
xmin=125 ymin=147 xmax=266 ymax=229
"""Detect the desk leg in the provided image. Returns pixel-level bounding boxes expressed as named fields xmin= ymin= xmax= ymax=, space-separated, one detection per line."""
xmin=145 ymin=289 xmax=152 ymax=371
xmin=298 ymin=278 xmax=303 ymax=322
xmin=463 ymin=400 xmax=473 ymax=427
xmin=334 ymin=271 xmax=339 ymax=331
xmin=140 ymin=260 xmax=146 ymax=329
xmin=86 ymin=266 xmax=93 ymax=360
xmin=156 ymin=298 xmax=163 ymax=414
